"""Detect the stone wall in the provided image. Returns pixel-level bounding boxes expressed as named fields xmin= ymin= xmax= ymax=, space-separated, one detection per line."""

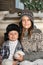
xmin=34 ymin=18 xmax=43 ymax=32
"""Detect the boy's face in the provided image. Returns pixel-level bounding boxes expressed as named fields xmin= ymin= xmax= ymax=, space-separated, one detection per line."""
xmin=8 ymin=30 xmax=19 ymax=41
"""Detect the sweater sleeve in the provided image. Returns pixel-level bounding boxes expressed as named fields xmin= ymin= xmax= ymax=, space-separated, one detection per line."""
xmin=0 ymin=41 xmax=10 ymax=59
xmin=38 ymin=33 xmax=43 ymax=51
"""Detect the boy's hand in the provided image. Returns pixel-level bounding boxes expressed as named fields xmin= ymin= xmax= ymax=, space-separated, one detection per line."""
xmin=16 ymin=53 xmax=24 ymax=61
xmin=14 ymin=53 xmax=24 ymax=62
xmin=14 ymin=51 xmax=25 ymax=62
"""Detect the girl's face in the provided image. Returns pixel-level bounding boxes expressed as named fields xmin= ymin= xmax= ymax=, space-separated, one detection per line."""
xmin=22 ymin=16 xmax=32 ymax=29
xmin=8 ymin=30 xmax=19 ymax=41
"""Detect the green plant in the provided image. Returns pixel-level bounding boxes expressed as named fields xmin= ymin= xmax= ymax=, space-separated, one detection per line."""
xmin=21 ymin=0 xmax=43 ymax=12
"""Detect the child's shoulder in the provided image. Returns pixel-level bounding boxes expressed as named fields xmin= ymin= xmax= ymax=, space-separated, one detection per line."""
xmin=2 ymin=41 xmax=9 ymax=47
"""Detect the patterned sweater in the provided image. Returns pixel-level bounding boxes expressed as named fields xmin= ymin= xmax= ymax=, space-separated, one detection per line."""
xmin=21 ymin=29 xmax=43 ymax=61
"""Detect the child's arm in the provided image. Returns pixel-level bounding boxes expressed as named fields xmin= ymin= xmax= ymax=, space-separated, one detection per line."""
xmin=0 ymin=46 xmax=10 ymax=59
xmin=14 ymin=41 xmax=25 ymax=61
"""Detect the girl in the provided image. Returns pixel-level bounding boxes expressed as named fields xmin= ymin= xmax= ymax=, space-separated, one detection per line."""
xmin=19 ymin=9 xmax=43 ymax=65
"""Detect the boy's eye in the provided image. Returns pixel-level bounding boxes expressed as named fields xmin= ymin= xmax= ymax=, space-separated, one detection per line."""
xmin=10 ymin=33 xmax=17 ymax=35
xmin=10 ymin=33 xmax=13 ymax=35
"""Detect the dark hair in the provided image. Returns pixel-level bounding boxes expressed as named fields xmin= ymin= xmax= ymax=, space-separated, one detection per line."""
xmin=4 ymin=23 xmax=20 ymax=41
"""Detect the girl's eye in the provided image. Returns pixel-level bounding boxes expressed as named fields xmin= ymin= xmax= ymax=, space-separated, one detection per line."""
xmin=22 ymin=19 xmax=25 ymax=21
xmin=28 ymin=19 xmax=30 ymax=21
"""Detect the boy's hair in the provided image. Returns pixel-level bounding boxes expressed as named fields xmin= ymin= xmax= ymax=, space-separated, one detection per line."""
xmin=4 ymin=23 xmax=20 ymax=41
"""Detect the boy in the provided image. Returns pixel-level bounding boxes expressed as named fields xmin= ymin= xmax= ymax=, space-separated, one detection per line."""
xmin=0 ymin=23 xmax=25 ymax=65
